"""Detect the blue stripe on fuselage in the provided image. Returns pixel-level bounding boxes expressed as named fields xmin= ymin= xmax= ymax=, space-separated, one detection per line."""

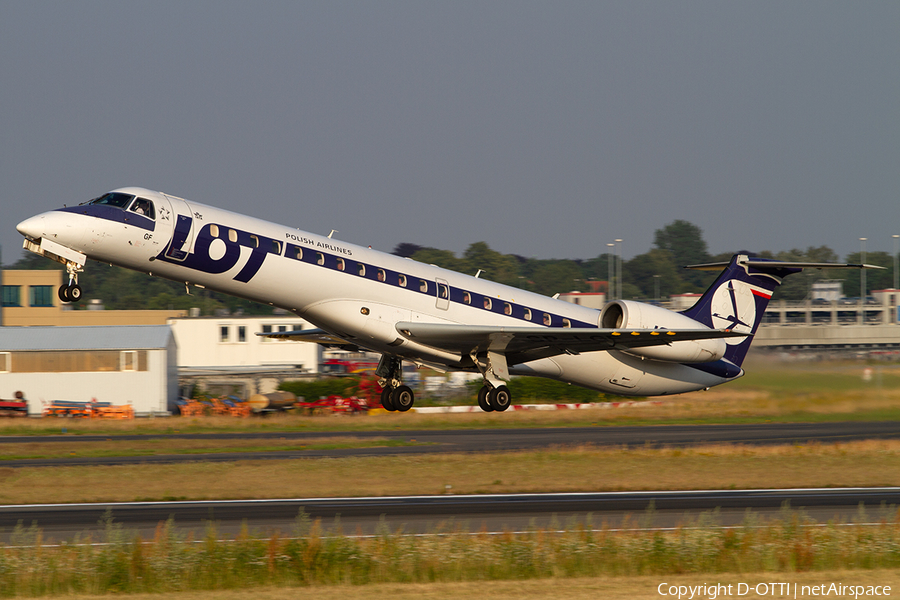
xmin=58 ymin=205 xmax=155 ymax=232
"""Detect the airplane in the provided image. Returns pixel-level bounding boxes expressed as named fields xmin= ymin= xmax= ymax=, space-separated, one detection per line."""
xmin=15 ymin=187 xmax=878 ymax=413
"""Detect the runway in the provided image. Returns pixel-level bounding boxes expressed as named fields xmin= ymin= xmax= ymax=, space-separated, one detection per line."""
xmin=2 ymin=421 xmax=900 ymax=467
xmin=3 ymin=421 xmax=898 ymax=542
xmin=1 ymin=488 xmax=897 ymax=543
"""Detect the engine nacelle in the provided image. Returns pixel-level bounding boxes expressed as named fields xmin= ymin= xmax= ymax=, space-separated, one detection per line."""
xmin=599 ymin=300 xmax=726 ymax=363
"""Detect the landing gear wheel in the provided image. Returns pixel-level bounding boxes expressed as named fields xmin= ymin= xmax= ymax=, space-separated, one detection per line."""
xmin=380 ymin=387 xmax=396 ymax=411
xmin=477 ymin=386 xmax=493 ymax=412
xmin=488 ymin=385 xmax=511 ymax=412
xmin=58 ymin=284 xmax=82 ymax=303
xmin=391 ymin=385 xmax=414 ymax=412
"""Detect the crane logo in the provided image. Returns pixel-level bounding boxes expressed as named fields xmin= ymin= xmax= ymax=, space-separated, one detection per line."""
xmin=709 ymin=279 xmax=761 ymax=345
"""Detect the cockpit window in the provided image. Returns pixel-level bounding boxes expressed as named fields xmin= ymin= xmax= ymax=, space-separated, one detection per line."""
xmin=129 ymin=197 xmax=155 ymax=219
xmin=89 ymin=193 xmax=134 ymax=209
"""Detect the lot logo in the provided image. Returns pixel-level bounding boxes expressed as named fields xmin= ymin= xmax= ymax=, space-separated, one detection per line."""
xmin=709 ymin=279 xmax=758 ymax=345
xmin=158 ymin=218 xmax=279 ymax=283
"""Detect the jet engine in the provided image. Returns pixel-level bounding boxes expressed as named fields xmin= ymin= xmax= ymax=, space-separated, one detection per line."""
xmin=600 ymin=300 xmax=727 ymax=363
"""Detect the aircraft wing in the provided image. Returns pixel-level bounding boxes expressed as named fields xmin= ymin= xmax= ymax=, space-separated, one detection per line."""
xmin=256 ymin=328 xmax=361 ymax=351
xmin=394 ymin=322 xmax=748 ymax=365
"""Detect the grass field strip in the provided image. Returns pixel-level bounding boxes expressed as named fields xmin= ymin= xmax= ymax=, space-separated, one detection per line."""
xmin=4 ymin=485 xmax=900 ymax=509
xmin=5 ymin=520 xmax=895 ymax=550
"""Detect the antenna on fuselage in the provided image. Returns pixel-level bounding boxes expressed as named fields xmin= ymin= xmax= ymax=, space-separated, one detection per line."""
xmin=474 ymin=269 xmax=484 ymax=278
xmin=328 ymin=230 xmax=338 ymax=239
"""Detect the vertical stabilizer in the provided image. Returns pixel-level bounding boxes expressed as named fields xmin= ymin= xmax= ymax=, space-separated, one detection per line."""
xmin=681 ymin=254 xmax=801 ymax=367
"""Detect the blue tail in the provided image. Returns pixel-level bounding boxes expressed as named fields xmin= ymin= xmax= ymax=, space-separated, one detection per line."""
xmin=680 ymin=254 xmax=802 ymax=367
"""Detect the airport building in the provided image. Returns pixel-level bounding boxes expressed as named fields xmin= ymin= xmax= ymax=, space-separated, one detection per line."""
xmin=168 ymin=315 xmax=322 ymax=397
xmin=0 ymin=325 xmax=177 ymax=416
xmin=0 ymin=270 xmax=185 ymax=326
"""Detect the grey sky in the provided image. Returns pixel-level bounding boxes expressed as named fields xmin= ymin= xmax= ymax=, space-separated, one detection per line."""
xmin=2 ymin=2 xmax=898 ymax=267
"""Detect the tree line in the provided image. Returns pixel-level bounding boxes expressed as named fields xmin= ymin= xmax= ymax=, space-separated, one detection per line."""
xmin=394 ymin=220 xmax=898 ymax=303
xmin=7 ymin=220 xmax=897 ymax=314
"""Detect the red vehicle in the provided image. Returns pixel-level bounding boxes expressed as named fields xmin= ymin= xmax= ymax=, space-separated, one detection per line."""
xmin=320 ymin=358 xmax=379 ymax=375
xmin=0 ymin=392 xmax=28 ymax=418
xmin=295 ymin=395 xmax=369 ymax=414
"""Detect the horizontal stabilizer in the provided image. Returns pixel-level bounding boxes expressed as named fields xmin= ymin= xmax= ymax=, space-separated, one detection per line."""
xmin=685 ymin=259 xmax=885 ymax=271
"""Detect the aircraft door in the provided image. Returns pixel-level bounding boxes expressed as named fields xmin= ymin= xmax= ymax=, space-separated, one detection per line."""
xmin=161 ymin=194 xmax=195 ymax=261
xmin=436 ymin=279 xmax=450 ymax=310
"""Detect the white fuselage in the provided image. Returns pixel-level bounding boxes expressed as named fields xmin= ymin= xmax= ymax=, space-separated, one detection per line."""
xmin=17 ymin=187 xmax=734 ymax=396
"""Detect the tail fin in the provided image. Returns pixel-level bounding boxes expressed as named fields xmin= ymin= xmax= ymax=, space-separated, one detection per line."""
xmin=681 ymin=254 xmax=878 ymax=366
xmin=681 ymin=254 xmax=802 ymax=367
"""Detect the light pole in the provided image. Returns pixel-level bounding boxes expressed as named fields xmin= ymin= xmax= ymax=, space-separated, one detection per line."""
xmin=893 ymin=235 xmax=899 ymax=291
xmin=607 ymin=243 xmax=615 ymax=301
xmin=860 ymin=237 xmax=867 ymax=303
xmin=615 ymin=239 xmax=623 ymax=301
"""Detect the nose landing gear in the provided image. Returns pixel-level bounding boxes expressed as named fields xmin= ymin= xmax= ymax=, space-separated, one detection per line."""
xmin=58 ymin=261 xmax=84 ymax=304
xmin=58 ymin=282 xmax=82 ymax=303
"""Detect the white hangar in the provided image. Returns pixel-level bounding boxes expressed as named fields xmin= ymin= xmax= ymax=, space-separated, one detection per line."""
xmin=0 ymin=325 xmax=177 ymax=416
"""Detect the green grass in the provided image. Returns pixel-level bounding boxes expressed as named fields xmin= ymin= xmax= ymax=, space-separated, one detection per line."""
xmin=3 ymin=508 xmax=900 ymax=597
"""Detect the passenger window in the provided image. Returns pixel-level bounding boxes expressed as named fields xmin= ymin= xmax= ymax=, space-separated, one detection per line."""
xmin=229 ymin=229 xmax=238 ymax=242
xmin=419 ymin=280 xmax=428 ymax=293
xmin=316 ymin=252 xmax=325 ymax=265
xmin=438 ymin=283 xmax=449 ymax=299
xmin=562 ymin=318 xmax=571 ymax=328
xmin=209 ymin=224 xmax=219 ymax=237
xmin=399 ymin=274 xmax=407 ymax=287
xmin=293 ymin=246 xmax=303 ymax=260
xmin=336 ymin=258 xmax=345 ymax=271
xmin=483 ymin=297 xmax=492 ymax=310
xmin=249 ymin=235 xmax=259 ymax=248
xmin=503 ymin=302 xmax=512 ymax=315
xmin=523 ymin=308 xmax=532 ymax=321
xmin=130 ymin=198 xmax=155 ymax=219
xmin=357 ymin=263 xmax=366 ymax=276
xmin=543 ymin=313 xmax=551 ymax=326
xmin=463 ymin=292 xmax=471 ymax=304
xmin=377 ymin=269 xmax=386 ymax=282
xmin=272 ymin=240 xmax=281 ymax=254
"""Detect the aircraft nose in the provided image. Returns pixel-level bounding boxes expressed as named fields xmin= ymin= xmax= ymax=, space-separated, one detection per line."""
xmin=16 ymin=214 xmax=46 ymax=240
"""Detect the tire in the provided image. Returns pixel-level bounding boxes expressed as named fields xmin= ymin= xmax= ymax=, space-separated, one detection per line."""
xmin=489 ymin=385 xmax=511 ymax=412
xmin=58 ymin=286 xmax=70 ymax=303
xmin=380 ymin=387 xmax=395 ymax=411
xmin=392 ymin=385 xmax=414 ymax=412
xmin=477 ymin=386 xmax=493 ymax=412
xmin=68 ymin=285 xmax=82 ymax=302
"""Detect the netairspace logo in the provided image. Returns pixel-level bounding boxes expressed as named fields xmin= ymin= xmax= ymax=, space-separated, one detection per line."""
xmin=658 ymin=581 xmax=892 ymax=599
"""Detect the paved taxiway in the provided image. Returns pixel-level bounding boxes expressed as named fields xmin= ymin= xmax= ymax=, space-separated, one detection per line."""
xmin=2 ymin=488 xmax=898 ymax=543
xmin=2 ymin=421 xmax=900 ymax=467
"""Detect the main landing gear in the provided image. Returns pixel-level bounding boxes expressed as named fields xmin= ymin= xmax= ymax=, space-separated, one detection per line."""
xmin=477 ymin=384 xmax=511 ymax=412
xmin=472 ymin=350 xmax=512 ymax=412
xmin=376 ymin=355 xmax=414 ymax=412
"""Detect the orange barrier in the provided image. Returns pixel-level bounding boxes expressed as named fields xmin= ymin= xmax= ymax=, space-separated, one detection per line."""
xmin=177 ymin=397 xmax=251 ymax=417
xmin=92 ymin=405 xmax=135 ymax=419
xmin=41 ymin=400 xmax=134 ymax=419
